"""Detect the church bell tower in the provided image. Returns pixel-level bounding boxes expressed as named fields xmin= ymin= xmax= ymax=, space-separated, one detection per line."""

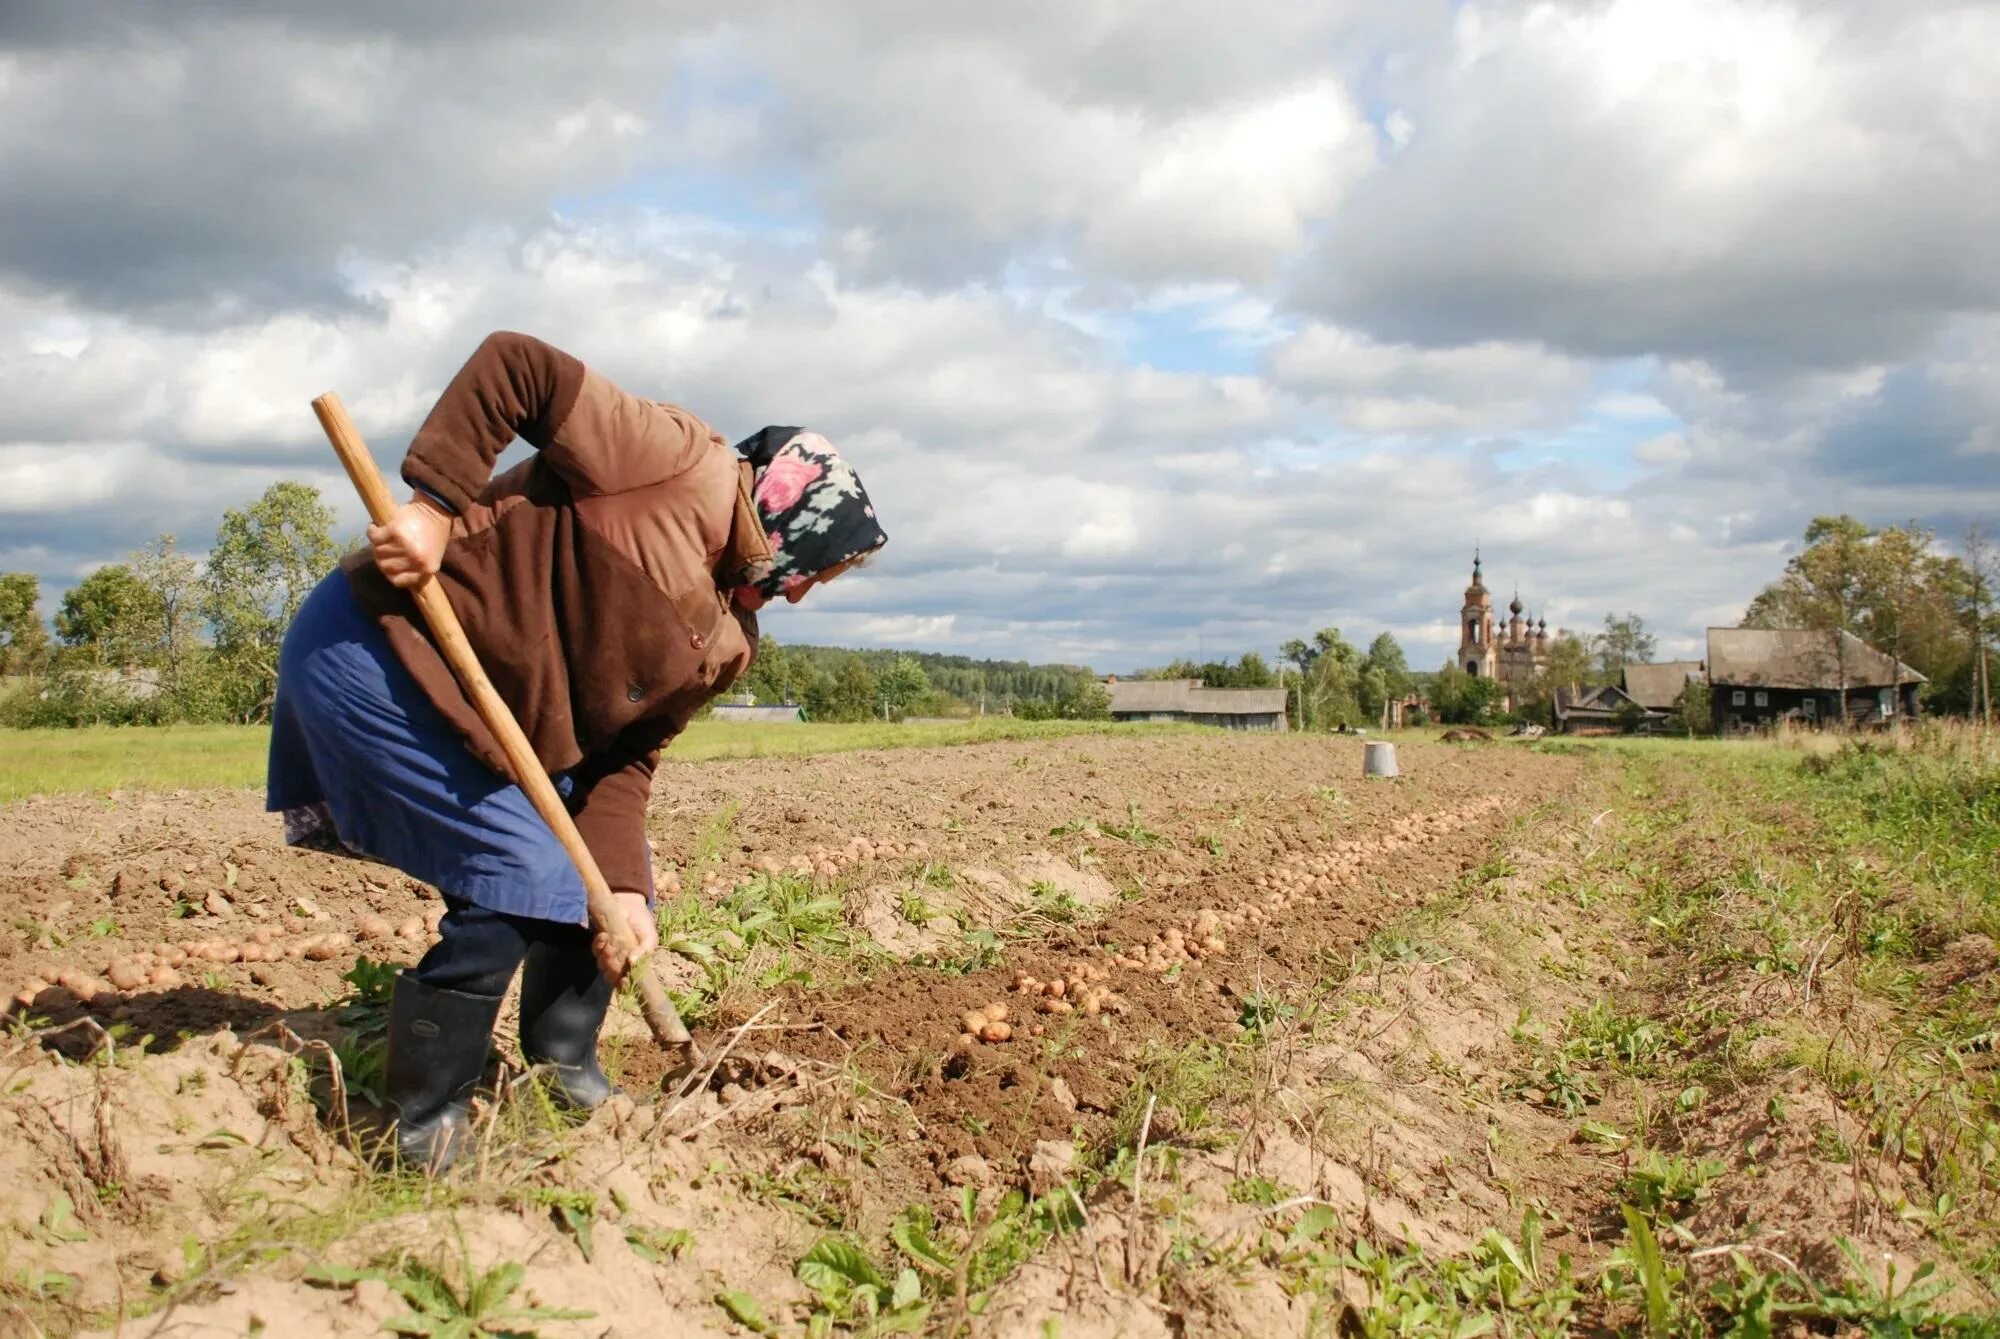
xmin=1458 ymin=551 xmax=1497 ymax=678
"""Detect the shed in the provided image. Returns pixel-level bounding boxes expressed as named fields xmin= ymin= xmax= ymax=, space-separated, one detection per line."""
xmin=1105 ymin=679 xmax=1288 ymax=731
xmin=1706 ymin=628 xmax=1924 ymax=732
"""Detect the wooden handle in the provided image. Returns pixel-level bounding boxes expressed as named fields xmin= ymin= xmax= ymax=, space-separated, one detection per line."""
xmin=310 ymin=393 xmax=693 ymax=1051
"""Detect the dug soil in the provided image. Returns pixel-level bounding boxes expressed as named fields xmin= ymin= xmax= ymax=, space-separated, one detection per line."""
xmin=2 ymin=733 xmax=1986 ymax=1336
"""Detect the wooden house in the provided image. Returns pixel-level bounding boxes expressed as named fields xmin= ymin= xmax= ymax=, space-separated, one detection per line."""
xmin=1706 ymin=628 xmax=1923 ymax=733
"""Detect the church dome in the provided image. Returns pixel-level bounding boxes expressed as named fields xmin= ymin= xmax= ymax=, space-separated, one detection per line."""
xmin=1464 ymin=553 xmax=1488 ymax=603
xmin=1509 ymin=593 xmax=1524 ymax=616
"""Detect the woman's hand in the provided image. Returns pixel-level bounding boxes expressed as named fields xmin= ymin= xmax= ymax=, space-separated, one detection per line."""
xmin=368 ymin=496 xmax=453 ymax=589
xmin=591 ymin=891 xmax=660 ymax=983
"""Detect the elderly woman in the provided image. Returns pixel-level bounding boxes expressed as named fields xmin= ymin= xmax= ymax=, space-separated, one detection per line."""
xmin=267 ymin=332 xmax=885 ymax=1170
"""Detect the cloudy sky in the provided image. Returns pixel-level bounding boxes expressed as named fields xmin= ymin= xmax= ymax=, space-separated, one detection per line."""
xmin=3 ymin=1 xmax=1995 ymax=673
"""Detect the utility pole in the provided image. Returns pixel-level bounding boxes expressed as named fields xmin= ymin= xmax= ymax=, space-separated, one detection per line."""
xmin=1966 ymin=523 xmax=1994 ymax=728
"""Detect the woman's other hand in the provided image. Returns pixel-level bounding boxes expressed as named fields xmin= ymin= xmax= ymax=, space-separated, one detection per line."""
xmin=368 ymin=496 xmax=453 ymax=588
xmin=591 ymin=890 xmax=660 ymax=983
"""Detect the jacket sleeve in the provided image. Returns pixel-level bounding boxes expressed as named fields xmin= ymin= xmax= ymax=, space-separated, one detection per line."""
xmin=566 ymin=752 xmax=659 ymax=904
xmin=401 ymin=331 xmax=587 ymax=514
xmin=404 ymin=330 xmax=725 ymax=505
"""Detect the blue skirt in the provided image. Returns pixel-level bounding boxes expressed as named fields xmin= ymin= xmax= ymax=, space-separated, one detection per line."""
xmin=267 ymin=572 xmax=591 ymax=925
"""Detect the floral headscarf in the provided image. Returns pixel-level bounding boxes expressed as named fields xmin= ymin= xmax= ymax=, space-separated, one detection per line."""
xmin=734 ymin=426 xmax=887 ymax=597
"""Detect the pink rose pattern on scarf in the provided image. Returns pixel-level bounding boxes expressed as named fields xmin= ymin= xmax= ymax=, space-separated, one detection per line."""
xmin=754 ymin=449 xmax=823 ymax=514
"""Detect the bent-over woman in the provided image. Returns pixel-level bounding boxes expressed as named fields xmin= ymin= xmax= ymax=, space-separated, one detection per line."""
xmin=267 ymin=331 xmax=886 ymax=1170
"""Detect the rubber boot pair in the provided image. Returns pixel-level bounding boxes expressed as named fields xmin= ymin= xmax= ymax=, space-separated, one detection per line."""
xmin=383 ymin=943 xmax=614 ymax=1173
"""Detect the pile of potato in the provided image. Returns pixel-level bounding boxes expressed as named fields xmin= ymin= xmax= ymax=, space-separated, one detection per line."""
xmin=1108 ymin=908 xmax=1231 ymax=973
xmin=10 ymin=901 xmax=447 ymax=1010
xmin=691 ymin=835 xmax=935 ymax=895
xmin=1010 ymin=961 xmax=1126 ymax=1018
xmin=959 ymin=1000 xmax=1013 ymax=1044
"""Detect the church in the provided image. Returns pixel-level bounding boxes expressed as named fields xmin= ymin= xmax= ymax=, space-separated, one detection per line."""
xmin=1457 ymin=552 xmax=1550 ymax=708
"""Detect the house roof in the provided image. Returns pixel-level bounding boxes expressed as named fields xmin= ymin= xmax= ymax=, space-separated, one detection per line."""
xmin=1622 ymin=660 xmax=1705 ymax=710
xmin=711 ymin=704 xmax=805 ymax=722
xmin=1554 ymin=683 xmax=1646 ymax=719
xmin=1106 ymin=679 xmax=1288 ymax=716
xmin=1706 ymin=628 xmax=1926 ymax=690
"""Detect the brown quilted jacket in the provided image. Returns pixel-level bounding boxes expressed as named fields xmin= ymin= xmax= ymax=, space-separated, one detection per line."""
xmin=343 ymin=331 xmax=771 ymax=900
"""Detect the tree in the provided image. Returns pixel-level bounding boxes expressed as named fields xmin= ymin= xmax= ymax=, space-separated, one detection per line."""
xmin=1669 ymin=680 xmax=1712 ymax=736
xmin=1360 ymin=633 xmax=1412 ymax=728
xmin=1297 ymin=629 xmax=1363 ymax=730
xmin=56 ymin=565 xmax=157 ymax=667
xmin=130 ymin=534 xmax=203 ymax=688
xmin=1744 ymin=515 xmax=1977 ymax=712
xmin=203 ymin=482 xmax=340 ymax=719
xmin=877 ymin=654 xmax=931 ymax=719
xmin=1594 ymin=613 xmax=1657 ymax=680
xmin=1430 ymin=662 xmax=1503 ymax=725
xmin=805 ymin=655 xmax=878 ymax=722
xmin=1016 ymin=679 xmax=1111 ymax=720
xmin=744 ymin=635 xmax=804 ymax=705
xmin=1542 ymin=630 xmax=1592 ymax=693
xmin=0 ymin=573 xmax=48 ymax=675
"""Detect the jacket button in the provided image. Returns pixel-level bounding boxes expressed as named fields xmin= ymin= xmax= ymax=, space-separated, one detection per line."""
xmin=626 ymin=684 xmax=644 ymax=703
xmin=690 ymin=632 xmax=706 ymax=651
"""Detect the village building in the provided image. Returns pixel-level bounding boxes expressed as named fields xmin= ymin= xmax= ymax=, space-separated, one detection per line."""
xmin=1706 ymin=628 xmax=1924 ymax=733
xmin=1552 ymin=661 xmax=1703 ymax=735
xmin=1105 ymin=678 xmax=1289 ymax=731
xmin=1456 ymin=552 xmax=1550 ymax=710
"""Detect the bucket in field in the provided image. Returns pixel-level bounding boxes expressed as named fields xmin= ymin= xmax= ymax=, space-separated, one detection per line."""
xmin=1362 ymin=741 xmax=1399 ymax=779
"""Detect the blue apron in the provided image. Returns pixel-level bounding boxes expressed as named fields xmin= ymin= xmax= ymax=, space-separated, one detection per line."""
xmin=266 ymin=571 xmax=600 ymax=925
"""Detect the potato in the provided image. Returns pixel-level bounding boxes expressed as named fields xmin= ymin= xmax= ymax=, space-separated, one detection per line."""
xmin=304 ymin=934 xmax=349 ymax=962
xmin=957 ymin=1032 xmax=978 ymax=1049
xmin=1204 ymin=937 xmax=1226 ymax=954
xmin=355 ymin=916 xmax=392 ymax=941
xmin=978 ymin=1021 xmax=1012 ymax=1043
xmin=961 ymin=1010 xmax=988 ymax=1034
xmin=1045 ymin=978 xmax=1066 ymax=999
xmin=107 ymin=961 xmax=148 ymax=992
xmin=149 ymin=966 xmax=182 ymax=989
xmin=982 ymin=1002 xmax=1007 ymax=1023
xmin=396 ymin=916 xmax=426 ymax=941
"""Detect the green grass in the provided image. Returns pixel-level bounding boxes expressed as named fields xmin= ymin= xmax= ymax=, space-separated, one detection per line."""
xmin=0 ymin=724 xmax=275 ymax=800
xmin=0 ymin=718 xmax=1196 ymax=803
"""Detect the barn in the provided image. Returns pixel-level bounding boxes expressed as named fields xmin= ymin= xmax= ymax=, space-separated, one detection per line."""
xmin=1105 ymin=679 xmax=1288 ymax=731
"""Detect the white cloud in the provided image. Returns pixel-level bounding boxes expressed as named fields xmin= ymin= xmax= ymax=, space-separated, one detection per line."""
xmin=1295 ymin=0 xmax=2000 ymax=375
xmin=2 ymin=1 xmax=1997 ymax=680
xmin=1268 ymin=325 xmax=1588 ymax=432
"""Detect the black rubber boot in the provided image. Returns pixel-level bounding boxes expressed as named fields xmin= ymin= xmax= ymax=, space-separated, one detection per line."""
xmin=518 ymin=941 xmax=617 ymax=1111
xmin=383 ymin=971 xmax=503 ymax=1172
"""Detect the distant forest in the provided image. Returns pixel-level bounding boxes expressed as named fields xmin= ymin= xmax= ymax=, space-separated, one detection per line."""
xmin=740 ymin=642 xmax=1101 ymax=720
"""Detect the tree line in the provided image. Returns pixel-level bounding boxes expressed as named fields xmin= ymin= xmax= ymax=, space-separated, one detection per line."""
xmin=735 ymin=641 xmax=1106 ymax=722
xmin=0 ymin=483 xmax=339 ymax=726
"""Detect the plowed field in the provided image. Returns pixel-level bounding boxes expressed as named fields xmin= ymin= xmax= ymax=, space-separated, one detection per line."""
xmin=1 ymin=729 xmax=1993 ymax=1337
